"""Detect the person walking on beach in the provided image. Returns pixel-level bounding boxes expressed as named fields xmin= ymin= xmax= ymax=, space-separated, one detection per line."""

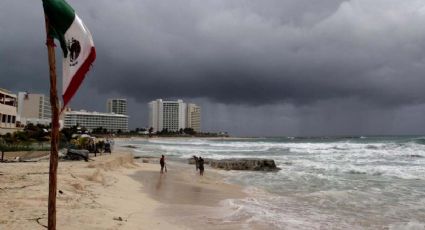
xmin=193 ymin=155 xmax=199 ymax=171
xmin=198 ymin=157 xmax=205 ymax=176
xmin=160 ymin=155 xmax=166 ymax=174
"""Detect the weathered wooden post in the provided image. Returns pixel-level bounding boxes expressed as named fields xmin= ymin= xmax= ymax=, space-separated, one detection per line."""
xmin=44 ymin=15 xmax=60 ymax=230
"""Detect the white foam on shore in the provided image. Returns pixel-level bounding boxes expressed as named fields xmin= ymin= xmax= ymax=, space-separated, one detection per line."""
xmin=221 ymin=186 xmax=358 ymax=230
xmin=389 ymin=221 xmax=425 ymax=230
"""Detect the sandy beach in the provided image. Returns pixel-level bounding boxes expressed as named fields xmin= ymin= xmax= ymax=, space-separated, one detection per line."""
xmin=0 ymin=150 xmax=249 ymax=230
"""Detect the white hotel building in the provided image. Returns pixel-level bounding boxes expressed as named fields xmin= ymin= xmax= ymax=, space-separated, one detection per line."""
xmin=107 ymin=98 xmax=127 ymax=115
xmin=148 ymin=99 xmax=201 ymax=133
xmin=17 ymin=92 xmax=52 ymax=125
xmin=0 ymin=88 xmax=17 ymax=134
xmin=187 ymin=103 xmax=201 ymax=133
xmin=63 ymin=110 xmax=129 ymax=132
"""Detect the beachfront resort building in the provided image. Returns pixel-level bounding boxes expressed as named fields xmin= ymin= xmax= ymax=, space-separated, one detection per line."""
xmin=148 ymin=99 xmax=201 ymax=133
xmin=0 ymin=88 xmax=17 ymax=134
xmin=187 ymin=103 xmax=201 ymax=133
xmin=63 ymin=110 xmax=129 ymax=132
xmin=17 ymin=92 xmax=52 ymax=125
xmin=107 ymin=98 xmax=127 ymax=115
xmin=149 ymin=99 xmax=186 ymax=132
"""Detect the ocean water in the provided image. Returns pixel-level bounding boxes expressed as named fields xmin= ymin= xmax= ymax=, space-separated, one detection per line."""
xmin=118 ymin=137 xmax=425 ymax=229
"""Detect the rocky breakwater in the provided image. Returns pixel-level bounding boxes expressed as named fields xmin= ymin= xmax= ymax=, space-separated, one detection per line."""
xmin=188 ymin=158 xmax=213 ymax=165
xmin=211 ymin=158 xmax=280 ymax=171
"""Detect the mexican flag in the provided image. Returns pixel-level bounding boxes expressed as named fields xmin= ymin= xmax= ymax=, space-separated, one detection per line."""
xmin=43 ymin=0 xmax=96 ymax=108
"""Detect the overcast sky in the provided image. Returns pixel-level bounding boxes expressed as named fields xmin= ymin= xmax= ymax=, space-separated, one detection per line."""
xmin=2 ymin=0 xmax=425 ymax=136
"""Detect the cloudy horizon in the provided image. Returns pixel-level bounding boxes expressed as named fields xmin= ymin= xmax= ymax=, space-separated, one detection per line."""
xmin=2 ymin=0 xmax=425 ymax=136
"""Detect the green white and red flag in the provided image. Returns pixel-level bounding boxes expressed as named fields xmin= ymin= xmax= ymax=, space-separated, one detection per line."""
xmin=42 ymin=0 xmax=96 ymax=108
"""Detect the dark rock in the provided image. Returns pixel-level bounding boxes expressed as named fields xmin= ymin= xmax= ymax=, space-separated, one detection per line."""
xmin=188 ymin=158 xmax=213 ymax=165
xmin=62 ymin=149 xmax=89 ymax=162
xmin=113 ymin=216 xmax=123 ymax=221
xmin=209 ymin=158 xmax=280 ymax=171
xmin=135 ymin=155 xmax=157 ymax=159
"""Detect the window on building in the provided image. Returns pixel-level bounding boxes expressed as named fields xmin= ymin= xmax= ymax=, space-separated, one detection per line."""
xmin=2 ymin=114 xmax=6 ymax=123
xmin=4 ymin=95 xmax=16 ymax=107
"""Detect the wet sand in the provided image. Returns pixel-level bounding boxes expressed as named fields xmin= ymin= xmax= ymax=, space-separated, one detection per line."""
xmin=134 ymin=162 xmax=244 ymax=205
xmin=132 ymin=161 xmax=257 ymax=229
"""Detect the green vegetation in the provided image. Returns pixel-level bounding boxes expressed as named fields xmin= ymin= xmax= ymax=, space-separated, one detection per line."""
xmin=91 ymin=126 xmax=109 ymax=134
xmin=0 ymin=123 xmax=51 ymax=152
xmin=0 ymin=123 xmax=228 ymax=154
xmin=0 ymin=124 xmax=115 ymax=155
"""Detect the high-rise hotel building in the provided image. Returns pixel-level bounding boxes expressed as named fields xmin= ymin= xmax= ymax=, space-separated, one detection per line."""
xmin=148 ymin=99 xmax=201 ymax=133
xmin=107 ymin=98 xmax=127 ymax=115
xmin=186 ymin=103 xmax=201 ymax=133
xmin=17 ymin=92 xmax=52 ymax=125
xmin=149 ymin=99 xmax=186 ymax=132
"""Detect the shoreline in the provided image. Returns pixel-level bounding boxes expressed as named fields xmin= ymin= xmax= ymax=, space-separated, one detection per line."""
xmin=0 ymin=149 xmax=254 ymax=229
xmin=113 ymin=136 xmax=260 ymax=142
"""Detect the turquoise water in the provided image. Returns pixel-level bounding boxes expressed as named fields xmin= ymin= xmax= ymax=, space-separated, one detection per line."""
xmin=119 ymin=136 xmax=425 ymax=229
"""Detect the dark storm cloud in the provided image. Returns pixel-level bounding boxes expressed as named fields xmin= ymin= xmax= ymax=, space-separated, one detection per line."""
xmin=2 ymin=0 xmax=425 ymax=135
xmin=84 ymin=0 xmax=425 ymax=107
xmin=0 ymin=2 xmax=47 ymax=91
xmin=2 ymin=0 xmax=425 ymax=106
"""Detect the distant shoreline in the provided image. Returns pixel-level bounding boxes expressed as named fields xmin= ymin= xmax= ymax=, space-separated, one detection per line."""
xmin=113 ymin=136 xmax=260 ymax=141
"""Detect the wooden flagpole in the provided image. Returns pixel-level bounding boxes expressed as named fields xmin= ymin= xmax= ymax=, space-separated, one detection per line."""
xmin=44 ymin=15 xmax=60 ymax=230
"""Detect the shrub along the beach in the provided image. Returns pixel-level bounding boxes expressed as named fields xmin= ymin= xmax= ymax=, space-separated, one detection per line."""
xmin=0 ymin=123 xmax=51 ymax=152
